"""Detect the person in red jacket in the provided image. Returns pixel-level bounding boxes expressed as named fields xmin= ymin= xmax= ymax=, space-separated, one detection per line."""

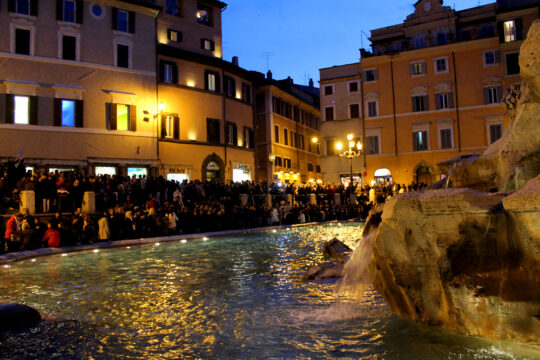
xmin=42 ymin=222 xmax=61 ymax=248
xmin=3 ymin=213 xmax=23 ymax=253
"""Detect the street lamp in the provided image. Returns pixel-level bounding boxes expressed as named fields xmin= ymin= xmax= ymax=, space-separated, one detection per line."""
xmin=336 ymin=133 xmax=362 ymax=188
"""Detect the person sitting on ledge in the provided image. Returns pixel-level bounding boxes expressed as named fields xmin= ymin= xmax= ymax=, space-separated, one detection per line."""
xmin=42 ymin=222 xmax=61 ymax=248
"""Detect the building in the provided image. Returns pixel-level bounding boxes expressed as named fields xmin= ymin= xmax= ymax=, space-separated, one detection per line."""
xmin=0 ymin=0 xmax=160 ymax=177
xmin=254 ymin=72 xmax=322 ymax=185
xmin=155 ymin=0 xmax=256 ymax=183
xmin=319 ymin=0 xmax=539 ymax=186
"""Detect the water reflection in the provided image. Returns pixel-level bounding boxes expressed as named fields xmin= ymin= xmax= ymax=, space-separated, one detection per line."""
xmin=1 ymin=223 xmax=538 ymax=359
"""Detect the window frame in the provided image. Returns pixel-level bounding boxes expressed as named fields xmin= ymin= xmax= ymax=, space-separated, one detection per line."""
xmin=165 ymin=0 xmax=182 ymax=17
xmin=201 ymin=38 xmax=215 ymax=51
xmin=324 ymin=105 xmax=335 ymax=121
xmin=412 ymin=129 xmax=430 ymax=151
xmin=504 ymin=51 xmax=520 ymax=76
xmin=196 ymin=3 xmax=213 ymax=26
xmin=11 ymin=24 xmax=34 ymax=56
xmin=58 ymin=31 xmax=80 ymax=61
xmin=484 ymin=86 xmax=501 ymax=105
xmin=365 ymin=133 xmax=381 ymax=155
xmin=206 ymin=118 xmax=221 ymax=144
xmin=486 ymin=118 xmax=504 ymax=145
xmin=437 ymin=123 xmax=454 ymax=150
xmin=412 ymin=95 xmax=429 ymax=112
xmin=323 ymin=84 xmax=334 ymax=96
xmin=503 ymin=19 xmax=517 ymax=43
xmin=364 ymin=69 xmax=378 ymax=83
xmin=410 ymin=60 xmax=426 ymax=77
xmin=167 ymin=29 xmax=181 ymax=43
xmin=348 ymin=80 xmax=359 ymax=93
xmin=366 ymin=100 xmax=378 ymax=118
xmin=349 ymin=103 xmax=360 ymax=119
xmin=434 ymin=56 xmax=448 ymax=74
xmin=114 ymin=39 xmax=132 ymax=69
xmin=205 ymin=70 xmax=220 ymax=92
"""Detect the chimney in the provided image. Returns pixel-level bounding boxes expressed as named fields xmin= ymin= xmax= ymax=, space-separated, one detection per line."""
xmin=232 ymin=56 xmax=239 ymax=66
xmin=309 ymin=78 xmax=314 ymax=88
xmin=286 ymin=76 xmax=293 ymax=84
xmin=267 ymin=70 xmax=272 ymax=80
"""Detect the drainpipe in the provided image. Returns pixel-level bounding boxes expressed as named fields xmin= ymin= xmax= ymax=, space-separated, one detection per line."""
xmin=390 ymin=60 xmax=398 ymax=156
xmin=452 ymin=51 xmax=462 ymax=152
xmin=154 ymin=15 xmax=160 ymax=177
xmin=221 ymin=68 xmax=227 ymax=182
xmin=359 ymin=66 xmax=366 ymax=183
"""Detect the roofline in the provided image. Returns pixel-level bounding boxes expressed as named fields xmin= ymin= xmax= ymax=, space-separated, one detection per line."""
xmin=118 ymin=0 xmax=162 ymax=12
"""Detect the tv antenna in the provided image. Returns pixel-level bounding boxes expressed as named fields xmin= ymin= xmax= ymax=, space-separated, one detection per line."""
xmin=262 ymin=51 xmax=275 ymax=72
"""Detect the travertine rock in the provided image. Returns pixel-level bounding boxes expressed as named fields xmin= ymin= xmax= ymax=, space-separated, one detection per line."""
xmin=322 ymin=238 xmax=352 ymax=264
xmin=368 ymin=187 xmax=540 ymax=344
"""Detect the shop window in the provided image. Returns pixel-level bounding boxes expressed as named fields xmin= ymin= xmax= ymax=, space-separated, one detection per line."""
xmin=95 ymin=166 xmax=117 ymax=176
xmin=128 ymin=167 xmax=147 ymax=178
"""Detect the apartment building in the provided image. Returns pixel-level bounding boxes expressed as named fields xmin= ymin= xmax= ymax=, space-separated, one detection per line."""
xmin=254 ymin=72 xmax=322 ymax=184
xmin=155 ymin=0 xmax=256 ymax=182
xmin=0 ymin=0 xmax=160 ymax=177
xmin=319 ymin=0 xmax=539 ymax=185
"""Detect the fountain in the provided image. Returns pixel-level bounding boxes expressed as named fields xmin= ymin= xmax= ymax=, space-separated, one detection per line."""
xmin=363 ymin=20 xmax=540 ymax=345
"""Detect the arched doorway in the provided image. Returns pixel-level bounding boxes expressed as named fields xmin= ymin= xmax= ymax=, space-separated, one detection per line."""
xmin=201 ymin=153 xmax=225 ymax=182
xmin=374 ymin=168 xmax=392 ymax=184
xmin=415 ymin=163 xmax=433 ymax=185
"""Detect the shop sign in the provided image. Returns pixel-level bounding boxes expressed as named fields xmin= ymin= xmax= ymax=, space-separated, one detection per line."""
xmin=207 ymin=161 xmax=220 ymax=171
xmin=168 ymin=168 xmax=188 ymax=174
xmin=236 ymin=164 xmax=247 ymax=170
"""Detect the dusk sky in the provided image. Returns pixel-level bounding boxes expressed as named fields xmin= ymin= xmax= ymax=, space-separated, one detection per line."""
xmin=222 ymin=0 xmax=494 ymax=86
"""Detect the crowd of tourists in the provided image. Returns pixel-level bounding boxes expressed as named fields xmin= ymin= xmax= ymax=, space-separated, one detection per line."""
xmin=1 ymin=157 xmax=429 ymax=254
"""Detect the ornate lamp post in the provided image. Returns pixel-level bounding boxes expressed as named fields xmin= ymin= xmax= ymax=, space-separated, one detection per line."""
xmin=336 ymin=133 xmax=363 ymax=187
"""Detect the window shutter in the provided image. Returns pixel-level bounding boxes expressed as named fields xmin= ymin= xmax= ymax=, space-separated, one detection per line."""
xmin=112 ymin=8 xmax=118 ymax=30
xmin=233 ymin=125 xmax=238 ymax=146
xmin=409 ymin=63 xmax=415 ymax=75
xmin=483 ymin=88 xmax=489 ymax=104
xmin=159 ymin=61 xmax=165 ymax=82
xmin=373 ymin=69 xmax=378 ymax=81
xmin=423 ymin=95 xmax=429 ymax=111
xmin=173 ymin=116 xmax=180 ymax=139
xmin=496 ymin=86 xmax=502 ymax=103
xmin=413 ymin=133 xmax=418 ymax=151
xmin=515 ymin=18 xmax=523 ymax=40
xmin=200 ymin=39 xmax=205 ymax=49
xmin=53 ymin=98 xmax=62 ymax=126
xmin=75 ymin=100 xmax=83 ymax=127
xmin=494 ymin=50 xmax=501 ymax=64
xmin=30 ymin=0 xmax=38 ymax=16
xmin=128 ymin=11 xmax=135 ymax=33
xmin=412 ymin=97 xmax=416 ymax=112
xmin=110 ymin=103 xmax=117 ymax=130
xmin=435 ymin=94 xmax=441 ymax=110
xmin=5 ymin=94 xmax=14 ymax=124
xmin=160 ymin=115 xmax=166 ymax=138
xmin=215 ymin=73 xmax=221 ymax=92
xmin=204 ymin=71 xmax=209 ymax=90
xmin=8 ymin=0 xmax=15 ymax=12
xmin=225 ymin=123 xmax=230 ymax=144
xmin=76 ymin=0 xmax=83 ymax=24
xmin=210 ymin=41 xmax=215 ymax=51
xmin=129 ymin=104 xmax=137 ymax=131
xmin=497 ymin=22 xmax=505 ymax=43
xmin=448 ymin=92 xmax=454 ymax=108
xmin=56 ymin=0 xmax=63 ymax=20
xmin=172 ymin=63 xmax=178 ymax=84
xmin=29 ymin=96 xmax=38 ymax=125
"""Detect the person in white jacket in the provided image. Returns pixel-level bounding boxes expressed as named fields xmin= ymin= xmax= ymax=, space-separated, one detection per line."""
xmin=97 ymin=211 xmax=110 ymax=241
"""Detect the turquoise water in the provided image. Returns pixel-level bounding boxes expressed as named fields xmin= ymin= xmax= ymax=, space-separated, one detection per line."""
xmin=0 ymin=223 xmax=538 ymax=359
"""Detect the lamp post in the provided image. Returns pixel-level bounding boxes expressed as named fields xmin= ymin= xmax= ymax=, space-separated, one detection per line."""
xmin=336 ymin=133 xmax=363 ymax=188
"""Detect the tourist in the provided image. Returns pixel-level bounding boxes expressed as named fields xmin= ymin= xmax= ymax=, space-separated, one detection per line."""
xmin=97 ymin=211 xmax=110 ymax=242
xmin=42 ymin=222 xmax=61 ymax=248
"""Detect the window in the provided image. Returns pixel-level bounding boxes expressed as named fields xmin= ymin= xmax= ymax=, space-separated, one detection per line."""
xmin=483 ymin=50 xmax=499 ymax=66
xmin=324 ymin=85 xmax=333 ymax=96
xmin=225 ymin=122 xmax=237 ymax=146
xmin=434 ymin=57 xmax=448 ymax=73
xmin=112 ymin=8 xmax=134 ymax=33
xmin=326 ymin=139 xmax=336 ymax=155
xmin=413 ymin=131 xmax=429 ymax=151
xmin=206 ymin=118 xmax=220 ymax=144
xmin=62 ymin=0 xmax=76 ymax=23
xmin=62 ymin=35 xmax=77 ymax=60
xmin=412 ymin=96 xmax=429 ymax=112
xmin=205 ymin=71 xmax=220 ymax=92
xmin=5 ymin=95 xmax=37 ymax=125
xmin=167 ymin=29 xmax=181 ymax=42
xmin=307 ymin=163 xmax=314 ymax=172
xmin=325 ymin=106 xmax=334 ymax=121
xmin=161 ymin=115 xmax=179 ymax=139
xmin=299 ymin=135 xmax=305 ymax=150
xmin=201 ymin=38 xmax=215 ymax=51
xmin=243 ymin=127 xmax=253 ymax=149
xmin=197 ymin=3 xmax=212 ymax=26
xmin=166 ymin=0 xmax=181 ymax=17
xmin=349 ymin=81 xmax=359 ymax=92
xmin=109 ymin=103 xmax=135 ymax=131
xmin=489 ymin=123 xmax=503 ymax=144
xmin=364 ymin=69 xmax=377 ymax=82
xmin=503 ymin=20 xmax=517 ymax=42
xmin=350 ymin=103 xmax=360 ymax=119
xmin=410 ymin=61 xmax=425 ymax=76
xmin=274 ymin=125 xmax=279 ymax=143
xmin=15 ymin=28 xmax=31 ymax=55
xmin=439 ymin=128 xmax=453 ymax=149
xmin=367 ymin=101 xmax=378 ymax=117
xmin=284 ymin=158 xmax=291 ymax=169
xmin=484 ymin=86 xmax=501 ymax=104
xmin=316 ymin=165 xmax=321 ymax=173
xmin=505 ymin=53 xmax=520 ymax=75
xmin=366 ymin=135 xmax=380 ymax=155
xmin=12 ymin=0 xmax=32 ymax=15
xmin=54 ymin=99 xmax=83 ymax=127
xmin=413 ymin=35 xmax=426 ymax=49
xmin=274 ymin=156 xmax=282 ymax=167
xmin=116 ymin=44 xmax=129 ymax=68
xmin=159 ymin=61 xmax=177 ymax=84
xmin=241 ymin=83 xmax=251 ymax=103
xmin=435 ymin=93 xmax=453 ymax=110
xmin=224 ymin=76 xmax=236 ymax=98
xmin=283 ymin=128 xmax=288 ymax=146
xmin=436 ymin=31 xmax=448 ymax=45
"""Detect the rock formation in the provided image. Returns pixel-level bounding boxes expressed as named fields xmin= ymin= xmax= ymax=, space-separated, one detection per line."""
xmin=366 ymin=21 xmax=540 ymax=345
xmin=0 ymin=303 xmax=41 ymax=332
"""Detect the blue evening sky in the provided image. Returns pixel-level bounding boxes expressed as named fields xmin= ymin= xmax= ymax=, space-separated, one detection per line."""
xmin=221 ymin=0 xmax=494 ymax=85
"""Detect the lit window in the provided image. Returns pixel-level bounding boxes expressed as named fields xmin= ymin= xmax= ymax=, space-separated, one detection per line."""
xmin=163 ymin=64 xmax=172 ymax=83
xmin=63 ymin=0 xmax=76 ymax=22
xmin=166 ymin=0 xmax=181 ymax=17
xmin=14 ymin=96 xmax=30 ymax=124
xmin=95 ymin=166 xmax=117 ymax=176
xmin=201 ymin=39 xmax=214 ymax=51
xmin=197 ymin=3 xmax=211 ymax=25
xmin=117 ymin=104 xmax=129 ymax=131
xmin=168 ymin=29 xmax=180 ymax=42
xmin=61 ymin=100 xmax=75 ymax=127
xmin=117 ymin=10 xmax=129 ymax=32
xmin=164 ymin=116 xmax=174 ymax=138
xmin=413 ymin=131 xmax=428 ymax=151
xmin=411 ymin=61 xmax=425 ymax=75
xmin=207 ymin=73 xmax=216 ymax=91
xmin=503 ymin=20 xmax=517 ymax=42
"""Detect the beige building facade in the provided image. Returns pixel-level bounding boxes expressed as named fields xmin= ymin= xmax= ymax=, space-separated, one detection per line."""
xmin=0 ymin=0 xmax=160 ymax=177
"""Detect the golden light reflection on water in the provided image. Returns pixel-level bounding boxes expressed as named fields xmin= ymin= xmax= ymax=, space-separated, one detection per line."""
xmin=1 ymin=222 xmax=538 ymax=359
